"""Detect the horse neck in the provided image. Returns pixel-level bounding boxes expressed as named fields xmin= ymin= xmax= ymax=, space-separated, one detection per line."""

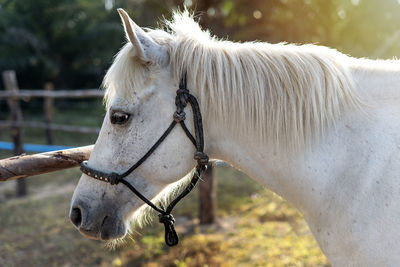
xmin=203 ymin=111 xmax=331 ymax=216
xmin=203 ymin=94 xmax=372 ymax=264
xmin=350 ymin=58 xmax=400 ymax=102
xmin=201 ymin=58 xmax=400 ymax=213
xmin=197 ymin=59 xmax=400 ymax=264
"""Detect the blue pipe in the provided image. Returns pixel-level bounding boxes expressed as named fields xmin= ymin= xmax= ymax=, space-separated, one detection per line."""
xmin=0 ymin=141 xmax=74 ymax=152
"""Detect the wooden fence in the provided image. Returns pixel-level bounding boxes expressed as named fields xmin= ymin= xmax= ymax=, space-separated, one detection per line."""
xmin=0 ymin=88 xmax=104 ymax=99
xmin=1 ymin=71 xmax=102 ymax=140
xmin=0 ymin=70 xmax=217 ymax=224
xmin=0 ymin=70 xmax=102 ymax=196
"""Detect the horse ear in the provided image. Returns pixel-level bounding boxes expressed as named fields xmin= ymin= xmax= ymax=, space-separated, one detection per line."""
xmin=117 ymin=8 xmax=167 ymax=65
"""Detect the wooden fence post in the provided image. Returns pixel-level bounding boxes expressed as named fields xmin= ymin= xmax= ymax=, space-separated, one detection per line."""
xmin=199 ymin=162 xmax=217 ymax=224
xmin=44 ymin=82 xmax=54 ymax=145
xmin=2 ymin=70 xmax=27 ymax=197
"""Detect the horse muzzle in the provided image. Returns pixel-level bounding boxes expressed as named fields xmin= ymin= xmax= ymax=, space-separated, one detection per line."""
xmin=69 ymin=198 xmax=126 ymax=241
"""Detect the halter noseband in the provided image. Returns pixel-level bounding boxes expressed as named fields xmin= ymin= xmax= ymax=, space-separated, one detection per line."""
xmin=80 ymin=74 xmax=208 ymax=246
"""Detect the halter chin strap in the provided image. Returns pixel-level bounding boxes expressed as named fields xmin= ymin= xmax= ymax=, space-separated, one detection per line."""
xmin=80 ymin=73 xmax=208 ymax=246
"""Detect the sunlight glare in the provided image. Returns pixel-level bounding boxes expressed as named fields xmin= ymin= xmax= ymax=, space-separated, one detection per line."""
xmin=253 ymin=10 xmax=262 ymax=19
xmin=184 ymin=0 xmax=193 ymax=7
xmin=104 ymin=0 xmax=114 ymax=11
xmin=207 ymin=7 xmax=216 ymax=17
xmin=338 ymin=9 xmax=346 ymax=19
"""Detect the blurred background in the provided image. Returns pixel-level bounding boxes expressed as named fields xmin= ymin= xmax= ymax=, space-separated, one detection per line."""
xmin=0 ymin=0 xmax=399 ymax=266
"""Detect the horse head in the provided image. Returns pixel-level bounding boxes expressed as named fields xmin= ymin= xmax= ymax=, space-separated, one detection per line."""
xmin=70 ymin=9 xmax=198 ymax=242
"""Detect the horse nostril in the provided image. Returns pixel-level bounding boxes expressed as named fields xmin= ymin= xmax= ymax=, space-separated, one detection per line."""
xmin=101 ymin=215 xmax=109 ymax=227
xmin=70 ymin=207 xmax=82 ymax=227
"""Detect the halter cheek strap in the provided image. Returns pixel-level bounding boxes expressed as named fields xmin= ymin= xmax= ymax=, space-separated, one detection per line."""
xmin=80 ymin=74 xmax=208 ymax=246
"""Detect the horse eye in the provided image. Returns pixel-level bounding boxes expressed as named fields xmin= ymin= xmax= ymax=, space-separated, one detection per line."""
xmin=110 ymin=111 xmax=131 ymax=125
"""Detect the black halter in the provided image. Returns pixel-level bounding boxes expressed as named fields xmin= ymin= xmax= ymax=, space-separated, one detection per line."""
xmin=80 ymin=74 xmax=208 ymax=246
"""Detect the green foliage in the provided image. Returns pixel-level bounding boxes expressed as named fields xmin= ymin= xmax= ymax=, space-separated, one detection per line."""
xmin=0 ymin=0 xmax=126 ymax=88
xmin=0 ymin=0 xmax=180 ymax=89
xmin=1 ymin=0 xmax=399 ymax=90
xmin=190 ymin=0 xmax=400 ymax=59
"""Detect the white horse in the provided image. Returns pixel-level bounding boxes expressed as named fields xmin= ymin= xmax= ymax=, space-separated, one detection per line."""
xmin=70 ymin=8 xmax=400 ymax=266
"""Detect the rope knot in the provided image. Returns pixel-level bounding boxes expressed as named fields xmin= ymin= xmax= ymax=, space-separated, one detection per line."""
xmin=159 ymin=214 xmax=179 ymax=246
xmin=159 ymin=213 xmax=175 ymax=224
xmin=173 ymin=111 xmax=186 ymax=122
xmin=176 ymin=89 xmax=189 ymax=107
xmin=177 ymin=88 xmax=189 ymax=95
xmin=109 ymin=173 xmax=120 ymax=185
xmin=194 ymin=151 xmax=209 ymax=166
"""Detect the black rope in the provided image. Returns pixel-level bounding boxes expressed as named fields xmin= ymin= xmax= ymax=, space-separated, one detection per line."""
xmin=166 ymin=168 xmax=201 ymax=214
xmin=187 ymin=94 xmax=205 ymax=152
xmin=119 ymin=179 xmax=165 ymax=214
xmin=80 ymin=74 xmax=208 ymax=247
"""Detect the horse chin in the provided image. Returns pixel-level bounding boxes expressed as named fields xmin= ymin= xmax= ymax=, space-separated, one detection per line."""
xmin=99 ymin=215 xmax=127 ymax=241
xmin=76 ymin=215 xmax=127 ymax=242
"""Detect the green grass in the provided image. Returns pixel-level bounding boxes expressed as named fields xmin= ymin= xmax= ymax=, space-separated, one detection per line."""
xmin=115 ymin=169 xmax=329 ymax=267
xmin=0 ymin=174 xmax=120 ymax=267
xmin=0 ymin=102 xmax=329 ymax=266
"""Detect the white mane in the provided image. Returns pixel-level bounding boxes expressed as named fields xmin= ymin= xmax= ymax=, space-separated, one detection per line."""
xmin=167 ymin=11 xmax=362 ymax=151
xmin=103 ymin=11 xmax=363 ymax=238
xmin=105 ymin=11 xmax=362 ymax=152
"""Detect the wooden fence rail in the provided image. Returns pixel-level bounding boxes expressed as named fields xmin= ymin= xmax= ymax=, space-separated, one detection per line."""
xmin=0 ymin=145 xmax=93 ymax=182
xmin=0 ymin=120 xmax=100 ymax=134
xmin=0 ymin=70 xmax=104 ymax=196
xmin=0 ymin=89 xmax=104 ymax=99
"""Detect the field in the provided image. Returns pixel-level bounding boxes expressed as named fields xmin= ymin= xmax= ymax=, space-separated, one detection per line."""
xmin=0 ymin=99 xmax=329 ymax=266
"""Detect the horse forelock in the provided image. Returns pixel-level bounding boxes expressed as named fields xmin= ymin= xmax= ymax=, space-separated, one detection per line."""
xmin=103 ymin=43 xmax=150 ymax=108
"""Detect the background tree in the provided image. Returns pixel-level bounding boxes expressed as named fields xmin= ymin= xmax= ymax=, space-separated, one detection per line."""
xmin=1 ymin=0 xmax=399 ymax=91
